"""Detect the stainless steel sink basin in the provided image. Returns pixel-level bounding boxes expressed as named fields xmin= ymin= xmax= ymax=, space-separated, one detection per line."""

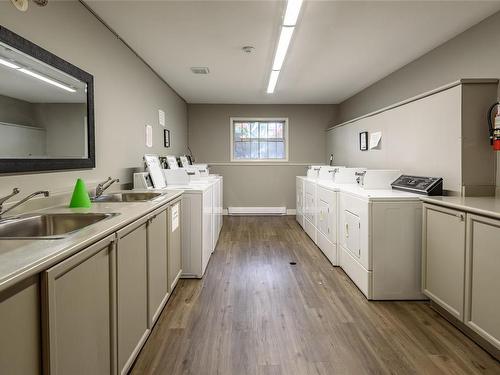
xmin=91 ymin=192 xmax=163 ymax=203
xmin=0 ymin=213 xmax=118 ymax=240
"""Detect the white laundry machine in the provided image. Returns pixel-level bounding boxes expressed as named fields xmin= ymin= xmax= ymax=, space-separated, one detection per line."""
xmin=337 ymin=171 xmax=426 ymax=300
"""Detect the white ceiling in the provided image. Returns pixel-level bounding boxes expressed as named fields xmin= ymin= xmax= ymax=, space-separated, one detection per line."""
xmin=85 ymin=0 xmax=500 ymax=104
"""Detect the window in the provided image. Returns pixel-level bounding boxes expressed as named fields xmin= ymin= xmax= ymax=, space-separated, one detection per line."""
xmin=230 ymin=118 xmax=288 ymax=161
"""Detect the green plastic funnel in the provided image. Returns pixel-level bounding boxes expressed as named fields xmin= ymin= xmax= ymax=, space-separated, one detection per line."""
xmin=69 ymin=178 xmax=91 ymax=208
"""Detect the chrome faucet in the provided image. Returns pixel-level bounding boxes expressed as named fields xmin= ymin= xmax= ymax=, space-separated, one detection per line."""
xmin=95 ymin=177 xmax=120 ymax=198
xmin=0 ymin=189 xmax=50 ymax=219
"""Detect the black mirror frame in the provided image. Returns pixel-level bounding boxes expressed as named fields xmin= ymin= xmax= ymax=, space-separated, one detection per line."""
xmin=0 ymin=25 xmax=95 ymax=173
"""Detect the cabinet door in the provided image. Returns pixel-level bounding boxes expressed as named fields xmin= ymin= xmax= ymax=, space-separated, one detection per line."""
xmin=147 ymin=209 xmax=169 ymax=327
xmin=465 ymin=214 xmax=500 ymax=350
xmin=43 ymin=235 xmax=115 ymax=375
xmin=422 ymin=204 xmax=466 ymax=320
xmin=117 ymin=220 xmax=149 ymax=375
xmin=168 ymin=200 xmax=182 ymax=291
xmin=0 ymin=276 xmax=41 ymax=375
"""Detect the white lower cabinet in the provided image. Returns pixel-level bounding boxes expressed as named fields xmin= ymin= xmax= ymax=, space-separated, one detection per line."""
xmin=0 ymin=276 xmax=41 ymax=375
xmin=147 ymin=208 xmax=169 ymax=327
xmin=423 ymin=203 xmax=500 ymax=359
xmin=42 ymin=235 xmax=116 ymax=375
xmin=422 ymin=204 xmax=466 ymax=320
xmin=465 ymin=214 xmax=500 ymax=352
xmin=116 ymin=218 xmax=150 ymax=375
xmin=1 ymin=200 xmax=183 ymax=375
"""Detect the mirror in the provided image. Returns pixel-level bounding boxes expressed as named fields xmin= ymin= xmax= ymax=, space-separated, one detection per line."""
xmin=0 ymin=26 xmax=95 ymax=173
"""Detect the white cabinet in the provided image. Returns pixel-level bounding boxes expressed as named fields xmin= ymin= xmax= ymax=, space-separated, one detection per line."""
xmin=42 ymin=235 xmax=116 ymax=375
xmin=116 ymin=219 xmax=149 ymax=375
xmin=423 ymin=202 xmax=500 ymax=359
xmin=465 ymin=214 xmax=500 ymax=352
xmin=0 ymin=276 xmax=41 ymax=375
xmin=422 ymin=204 xmax=466 ymax=320
xmin=147 ymin=208 xmax=169 ymax=327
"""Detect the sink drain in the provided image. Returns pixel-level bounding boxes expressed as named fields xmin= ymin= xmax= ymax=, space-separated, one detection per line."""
xmin=289 ymin=261 xmax=297 ymax=265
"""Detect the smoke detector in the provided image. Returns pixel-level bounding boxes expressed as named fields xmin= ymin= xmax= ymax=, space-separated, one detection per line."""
xmin=242 ymin=46 xmax=255 ymax=54
xmin=190 ymin=67 xmax=210 ymax=75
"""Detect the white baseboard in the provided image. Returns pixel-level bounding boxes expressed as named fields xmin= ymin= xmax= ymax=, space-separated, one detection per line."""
xmin=286 ymin=209 xmax=296 ymax=215
xmin=227 ymin=206 xmax=287 ymax=215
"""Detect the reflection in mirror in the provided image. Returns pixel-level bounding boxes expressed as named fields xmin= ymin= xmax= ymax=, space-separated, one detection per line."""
xmin=0 ymin=41 xmax=88 ymax=159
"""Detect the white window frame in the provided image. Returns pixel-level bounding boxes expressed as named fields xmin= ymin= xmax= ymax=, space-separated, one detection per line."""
xmin=230 ymin=117 xmax=289 ymax=162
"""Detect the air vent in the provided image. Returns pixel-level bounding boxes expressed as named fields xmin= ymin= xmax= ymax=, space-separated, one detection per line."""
xmin=190 ymin=67 xmax=210 ymax=75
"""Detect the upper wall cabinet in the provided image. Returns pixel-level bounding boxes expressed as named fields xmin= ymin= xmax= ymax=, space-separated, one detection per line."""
xmin=0 ymin=26 xmax=95 ymax=173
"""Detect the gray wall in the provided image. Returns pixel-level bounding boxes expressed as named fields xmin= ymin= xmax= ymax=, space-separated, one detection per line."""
xmin=0 ymin=94 xmax=38 ymax=126
xmin=34 ymin=103 xmax=88 ymax=158
xmin=188 ymin=104 xmax=338 ymax=209
xmin=0 ymin=1 xmax=187 ymax=196
xmin=336 ymin=10 xmax=500 ymax=189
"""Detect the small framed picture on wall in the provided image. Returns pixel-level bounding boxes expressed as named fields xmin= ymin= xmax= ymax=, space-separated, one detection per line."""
xmin=359 ymin=131 xmax=368 ymax=151
xmin=164 ymin=129 xmax=170 ymax=148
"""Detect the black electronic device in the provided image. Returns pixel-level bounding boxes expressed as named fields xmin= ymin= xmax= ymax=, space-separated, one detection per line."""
xmin=391 ymin=175 xmax=443 ymax=196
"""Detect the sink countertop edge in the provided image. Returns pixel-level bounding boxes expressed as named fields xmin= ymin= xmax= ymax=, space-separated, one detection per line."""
xmin=0 ymin=190 xmax=183 ymax=293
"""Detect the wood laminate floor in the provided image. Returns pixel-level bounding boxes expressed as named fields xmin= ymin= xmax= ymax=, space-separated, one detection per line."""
xmin=131 ymin=216 xmax=500 ymax=375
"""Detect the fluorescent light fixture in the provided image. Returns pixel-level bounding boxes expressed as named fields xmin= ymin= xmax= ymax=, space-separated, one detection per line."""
xmin=266 ymin=0 xmax=303 ymax=94
xmin=0 ymin=57 xmax=20 ymax=69
xmin=18 ymin=68 xmax=76 ymax=92
xmin=272 ymin=26 xmax=294 ymax=71
xmin=283 ymin=0 xmax=303 ymax=26
xmin=267 ymin=70 xmax=280 ymax=94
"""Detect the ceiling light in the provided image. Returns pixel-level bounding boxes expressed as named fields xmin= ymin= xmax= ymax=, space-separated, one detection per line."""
xmin=283 ymin=0 xmax=303 ymax=26
xmin=19 ymin=68 xmax=76 ymax=92
xmin=0 ymin=57 xmax=20 ymax=69
xmin=272 ymin=26 xmax=294 ymax=71
xmin=267 ymin=70 xmax=280 ymax=94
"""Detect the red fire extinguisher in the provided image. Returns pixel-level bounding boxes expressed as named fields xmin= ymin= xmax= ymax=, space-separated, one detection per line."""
xmin=488 ymin=102 xmax=500 ymax=151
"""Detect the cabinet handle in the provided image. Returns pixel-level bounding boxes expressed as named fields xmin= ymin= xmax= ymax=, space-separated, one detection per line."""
xmin=345 ymin=223 xmax=349 ymax=238
xmin=458 ymin=213 xmax=465 ymax=222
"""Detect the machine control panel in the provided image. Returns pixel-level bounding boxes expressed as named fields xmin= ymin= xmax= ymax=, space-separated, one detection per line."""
xmin=391 ymin=175 xmax=443 ymax=195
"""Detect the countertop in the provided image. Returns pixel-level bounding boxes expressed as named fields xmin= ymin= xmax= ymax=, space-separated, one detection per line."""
xmin=420 ymin=196 xmax=500 ymax=220
xmin=0 ymin=190 xmax=182 ymax=293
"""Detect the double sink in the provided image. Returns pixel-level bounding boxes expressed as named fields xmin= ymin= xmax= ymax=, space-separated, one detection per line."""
xmin=0 ymin=192 xmax=163 ymax=240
